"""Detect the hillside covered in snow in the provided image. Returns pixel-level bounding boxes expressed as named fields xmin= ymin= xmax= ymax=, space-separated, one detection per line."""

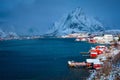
xmin=0 ymin=28 xmax=19 ymax=39
xmin=105 ymin=30 xmax=120 ymax=35
xmin=48 ymin=7 xmax=105 ymax=36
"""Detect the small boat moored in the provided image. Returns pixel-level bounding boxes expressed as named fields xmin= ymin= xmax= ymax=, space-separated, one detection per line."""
xmin=68 ymin=61 xmax=86 ymax=67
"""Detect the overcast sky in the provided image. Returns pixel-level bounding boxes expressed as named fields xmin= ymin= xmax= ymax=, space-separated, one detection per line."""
xmin=0 ymin=0 xmax=120 ymax=35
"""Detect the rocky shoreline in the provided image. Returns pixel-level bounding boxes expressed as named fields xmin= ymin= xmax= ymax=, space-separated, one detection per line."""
xmin=87 ymin=43 xmax=120 ymax=80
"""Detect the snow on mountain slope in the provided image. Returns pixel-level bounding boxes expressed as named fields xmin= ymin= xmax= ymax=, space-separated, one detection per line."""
xmin=0 ymin=28 xmax=19 ymax=38
xmin=0 ymin=28 xmax=6 ymax=38
xmin=105 ymin=29 xmax=120 ymax=35
xmin=48 ymin=7 xmax=105 ymax=36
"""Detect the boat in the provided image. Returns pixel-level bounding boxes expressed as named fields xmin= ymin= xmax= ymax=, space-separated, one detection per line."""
xmin=68 ymin=60 xmax=102 ymax=69
xmin=68 ymin=61 xmax=86 ymax=67
xmin=75 ymin=37 xmax=87 ymax=41
xmin=88 ymin=38 xmax=96 ymax=43
xmin=81 ymin=38 xmax=87 ymax=41
xmin=75 ymin=38 xmax=81 ymax=41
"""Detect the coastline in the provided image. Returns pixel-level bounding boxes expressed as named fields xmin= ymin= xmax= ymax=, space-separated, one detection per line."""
xmin=87 ymin=43 xmax=120 ymax=80
xmin=1 ymin=34 xmax=120 ymax=79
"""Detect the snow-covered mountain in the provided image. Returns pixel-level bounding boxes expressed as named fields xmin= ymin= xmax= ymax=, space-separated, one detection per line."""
xmin=48 ymin=7 xmax=105 ymax=36
xmin=0 ymin=28 xmax=19 ymax=38
xmin=0 ymin=28 xmax=6 ymax=38
xmin=105 ymin=30 xmax=120 ymax=35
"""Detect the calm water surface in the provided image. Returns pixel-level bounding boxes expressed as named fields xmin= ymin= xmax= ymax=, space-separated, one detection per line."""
xmin=0 ymin=38 xmax=98 ymax=80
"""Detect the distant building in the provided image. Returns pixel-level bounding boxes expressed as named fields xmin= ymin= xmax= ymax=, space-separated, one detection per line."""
xmin=93 ymin=36 xmax=103 ymax=41
xmin=93 ymin=34 xmax=114 ymax=44
xmin=61 ymin=33 xmax=89 ymax=38
xmin=103 ymin=34 xmax=113 ymax=42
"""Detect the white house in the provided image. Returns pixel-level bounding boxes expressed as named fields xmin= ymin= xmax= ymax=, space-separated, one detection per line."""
xmin=93 ymin=34 xmax=114 ymax=44
xmin=103 ymin=34 xmax=113 ymax=42
xmin=93 ymin=36 xmax=103 ymax=41
xmin=114 ymin=37 xmax=119 ymax=41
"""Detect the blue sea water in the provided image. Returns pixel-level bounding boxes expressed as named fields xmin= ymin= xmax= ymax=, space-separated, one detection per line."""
xmin=0 ymin=38 xmax=97 ymax=80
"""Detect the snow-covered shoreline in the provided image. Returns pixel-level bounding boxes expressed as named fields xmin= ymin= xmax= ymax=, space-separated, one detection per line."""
xmin=87 ymin=44 xmax=120 ymax=80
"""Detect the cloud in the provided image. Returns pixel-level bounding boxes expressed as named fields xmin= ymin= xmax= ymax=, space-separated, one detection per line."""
xmin=0 ymin=0 xmax=120 ymax=35
xmin=0 ymin=0 xmax=36 ymax=11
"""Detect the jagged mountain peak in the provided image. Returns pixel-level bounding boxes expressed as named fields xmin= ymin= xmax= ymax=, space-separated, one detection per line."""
xmin=0 ymin=28 xmax=19 ymax=38
xmin=48 ymin=7 xmax=105 ymax=36
xmin=71 ymin=7 xmax=84 ymax=16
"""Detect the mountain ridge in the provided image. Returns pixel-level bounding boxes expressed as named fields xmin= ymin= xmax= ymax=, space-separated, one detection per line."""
xmin=47 ymin=7 xmax=105 ymax=36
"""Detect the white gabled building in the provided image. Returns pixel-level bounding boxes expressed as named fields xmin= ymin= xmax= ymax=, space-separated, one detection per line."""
xmin=93 ymin=36 xmax=103 ymax=41
xmin=93 ymin=34 xmax=114 ymax=44
xmin=61 ymin=33 xmax=89 ymax=38
xmin=103 ymin=34 xmax=113 ymax=42
xmin=114 ymin=36 xmax=119 ymax=41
